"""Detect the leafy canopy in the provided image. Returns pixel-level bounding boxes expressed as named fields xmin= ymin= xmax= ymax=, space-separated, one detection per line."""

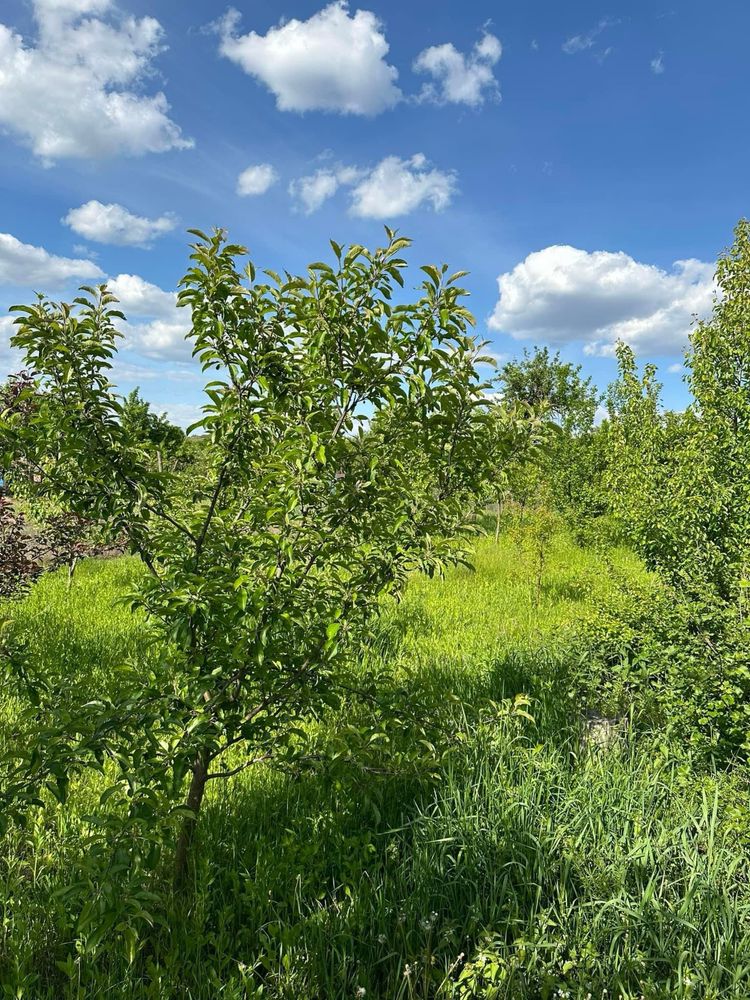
xmin=606 ymin=220 xmax=750 ymax=603
xmin=0 ymin=228 xmax=500 ymax=890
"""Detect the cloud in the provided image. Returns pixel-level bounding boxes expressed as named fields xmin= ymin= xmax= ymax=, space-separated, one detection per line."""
xmin=0 ymin=314 xmax=19 ymax=373
xmin=150 ymin=400 xmax=203 ymax=429
xmin=108 ymin=273 xmax=190 ymax=361
xmin=489 ymin=245 xmax=715 ymax=357
xmin=0 ymin=232 xmax=103 ymax=287
xmin=0 ymin=0 xmax=191 ymax=161
xmin=290 ymin=170 xmax=342 ymax=214
xmin=350 ymin=154 xmax=457 ymax=218
xmin=114 ymin=360 xmax=201 ymax=383
xmin=562 ymin=18 xmax=617 ymax=56
xmin=63 ymin=200 xmax=177 ymax=247
xmin=651 ymin=52 xmax=665 ymax=74
xmin=217 ymin=2 xmax=401 ymax=115
xmin=289 ymin=164 xmax=363 ymax=214
xmin=236 ymin=163 xmax=279 ymax=196
xmin=413 ymin=31 xmax=501 ymax=107
xmin=291 ymin=154 xmax=456 ymax=218
xmin=593 ymin=403 xmax=608 ymax=426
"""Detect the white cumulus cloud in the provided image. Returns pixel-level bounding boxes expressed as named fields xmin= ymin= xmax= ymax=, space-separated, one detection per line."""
xmin=289 ymin=164 xmax=363 ymax=214
xmin=350 ymin=154 xmax=456 ymax=218
xmin=0 ymin=314 xmax=19 ymax=373
xmin=237 ymin=163 xmax=279 ymax=197
xmin=290 ymin=170 xmax=342 ymax=215
xmin=0 ymin=0 xmax=191 ymax=161
xmin=414 ymin=32 xmax=501 ymax=107
xmin=63 ymin=200 xmax=177 ymax=246
xmin=109 ymin=273 xmax=190 ymax=361
xmin=0 ymin=232 xmax=103 ymax=287
xmin=290 ymin=154 xmax=456 ymax=218
xmin=150 ymin=400 xmax=203 ymax=428
xmin=218 ymin=2 xmax=401 ymax=115
xmin=489 ymin=245 xmax=715 ymax=357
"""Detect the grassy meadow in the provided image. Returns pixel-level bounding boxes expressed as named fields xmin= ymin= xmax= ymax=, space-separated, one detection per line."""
xmin=3 ymin=527 xmax=750 ymax=998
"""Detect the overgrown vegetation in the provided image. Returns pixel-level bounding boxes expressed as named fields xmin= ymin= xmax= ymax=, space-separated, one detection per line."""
xmin=3 ymin=222 xmax=750 ymax=997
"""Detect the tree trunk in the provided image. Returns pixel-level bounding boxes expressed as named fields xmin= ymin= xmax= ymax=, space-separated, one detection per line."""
xmin=495 ymin=492 xmax=503 ymax=544
xmin=66 ymin=556 xmax=78 ymax=593
xmin=174 ymin=749 xmax=209 ymax=890
xmin=535 ymin=548 xmax=544 ymax=606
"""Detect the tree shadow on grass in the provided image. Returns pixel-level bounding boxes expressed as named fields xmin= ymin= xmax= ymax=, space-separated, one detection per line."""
xmin=155 ymin=643 xmax=583 ymax=997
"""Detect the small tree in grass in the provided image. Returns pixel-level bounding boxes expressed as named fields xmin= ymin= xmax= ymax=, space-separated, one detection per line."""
xmin=497 ymin=347 xmax=604 ymax=531
xmin=0 ymin=230 xmax=502 ymax=894
xmin=484 ymin=401 xmax=549 ymax=543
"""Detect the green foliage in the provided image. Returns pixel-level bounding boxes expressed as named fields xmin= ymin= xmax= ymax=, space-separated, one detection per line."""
xmin=495 ymin=347 xmax=606 ymax=533
xmin=606 ymin=220 xmax=750 ymax=605
xmin=597 ymin=222 xmax=750 ymax=755
xmin=511 ymin=500 xmax=563 ymax=604
xmin=3 ymin=536 xmax=750 ymax=998
xmin=482 ymin=400 xmax=549 ymax=542
xmin=0 ymin=229 xmax=502 ymax=902
xmin=498 ymin=346 xmax=598 ymax=435
xmin=577 ymin=568 xmax=750 ymax=759
xmin=7 ymin=220 xmax=750 ymax=997
xmin=120 ymin=388 xmax=185 ymax=472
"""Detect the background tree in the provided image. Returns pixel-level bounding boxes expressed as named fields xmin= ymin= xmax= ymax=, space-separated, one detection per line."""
xmin=120 ymin=389 xmax=185 ymax=473
xmin=606 ymin=221 xmax=750 ymax=604
xmin=0 ymin=371 xmax=39 ymax=495
xmin=0 ymin=230 xmax=503 ymax=895
xmin=686 ymin=219 xmax=750 ymax=603
xmin=599 ymin=221 xmax=750 ymax=755
xmin=484 ymin=400 xmax=549 ymax=542
xmin=496 ymin=347 xmax=604 ymax=531
xmin=498 ymin=346 xmax=598 ymax=435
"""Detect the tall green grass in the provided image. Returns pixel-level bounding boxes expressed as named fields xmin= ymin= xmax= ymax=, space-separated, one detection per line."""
xmin=2 ymin=534 xmax=750 ymax=998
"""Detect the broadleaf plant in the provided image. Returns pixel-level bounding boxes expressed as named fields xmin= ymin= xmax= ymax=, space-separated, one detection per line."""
xmin=0 ymin=229 xmax=503 ymax=892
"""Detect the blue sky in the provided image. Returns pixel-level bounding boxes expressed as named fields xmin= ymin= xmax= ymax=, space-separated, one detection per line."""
xmin=1 ymin=0 xmax=747 ymax=423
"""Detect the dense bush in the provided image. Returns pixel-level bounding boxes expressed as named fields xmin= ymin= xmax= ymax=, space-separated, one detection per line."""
xmin=576 ymin=571 xmax=750 ymax=758
xmin=0 ymin=496 xmax=42 ymax=599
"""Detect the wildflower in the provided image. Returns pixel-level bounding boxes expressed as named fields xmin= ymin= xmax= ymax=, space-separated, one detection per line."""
xmin=403 ymin=964 xmax=413 ymax=978
xmin=355 ymin=989 xmax=366 ymax=999
xmin=377 ymin=934 xmax=387 ymax=945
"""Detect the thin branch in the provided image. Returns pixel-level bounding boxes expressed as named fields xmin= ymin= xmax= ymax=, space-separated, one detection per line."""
xmin=206 ymin=753 xmax=272 ymax=781
xmin=195 ymin=462 xmax=229 ymax=556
